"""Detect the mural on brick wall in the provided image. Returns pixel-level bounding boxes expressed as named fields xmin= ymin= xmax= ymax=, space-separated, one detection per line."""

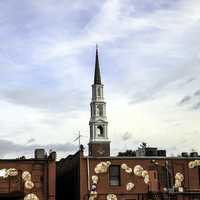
xmin=89 ymin=161 xmax=150 ymax=200
xmin=0 ymin=168 xmax=39 ymax=200
xmin=88 ymin=159 xmax=200 ymax=200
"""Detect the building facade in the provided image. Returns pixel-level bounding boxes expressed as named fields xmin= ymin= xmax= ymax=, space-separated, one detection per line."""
xmin=0 ymin=149 xmax=56 ymax=200
xmin=57 ymin=148 xmax=200 ymax=200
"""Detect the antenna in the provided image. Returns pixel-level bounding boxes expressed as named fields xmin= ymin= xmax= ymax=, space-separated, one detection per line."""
xmin=73 ymin=131 xmax=82 ymax=150
xmin=73 ymin=131 xmax=88 ymax=150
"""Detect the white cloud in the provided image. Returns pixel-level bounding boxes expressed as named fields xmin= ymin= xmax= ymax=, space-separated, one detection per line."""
xmin=0 ymin=0 xmax=200 ymax=158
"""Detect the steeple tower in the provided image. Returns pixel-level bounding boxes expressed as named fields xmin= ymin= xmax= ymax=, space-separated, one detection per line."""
xmin=88 ymin=46 xmax=110 ymax=157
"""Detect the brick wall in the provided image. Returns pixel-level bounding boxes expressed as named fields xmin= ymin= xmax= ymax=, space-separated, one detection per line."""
xmin=0 ymin=159 xmax=56 ymax=200
xmin=80 ymin=156 xmax=200 ymax=200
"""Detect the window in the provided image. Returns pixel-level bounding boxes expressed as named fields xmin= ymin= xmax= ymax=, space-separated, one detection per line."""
xmin=199 ymin=167 xmax=200 ymax=185
xmin=97 ymin=126 xmax=104 ymax=136
xmin=159 ymin=166 xmax=172 ymax=188
xmin=154 ymin=171 xmax=157 ymax=179
xmin=109 ymin=165 xmax=120 ymax=186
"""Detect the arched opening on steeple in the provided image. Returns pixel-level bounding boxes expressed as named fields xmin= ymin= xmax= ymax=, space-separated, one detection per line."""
xmin=97 ymin=125 xmax=104 ymax=137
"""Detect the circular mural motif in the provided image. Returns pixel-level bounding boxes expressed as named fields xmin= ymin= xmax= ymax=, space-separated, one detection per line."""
xmin=89 ymin=161 xmax=151 ymax=200
xmin=0 ymin=168 xmax=39 ymax=200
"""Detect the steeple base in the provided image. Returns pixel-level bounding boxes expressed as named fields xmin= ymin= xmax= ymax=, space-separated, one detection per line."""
xmin=88 ymin=141 xmax=110 ymax=157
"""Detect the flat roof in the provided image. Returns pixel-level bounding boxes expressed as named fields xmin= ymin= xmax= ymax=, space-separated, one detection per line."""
xmin=0 ymin=159 xmax=48 ymax=162
xmin=84 ymin=156 xmax=200 ymax=160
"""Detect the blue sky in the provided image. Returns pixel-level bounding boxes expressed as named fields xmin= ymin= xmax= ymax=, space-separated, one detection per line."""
xmin=0 ymin=0 xmax=200 ymax=158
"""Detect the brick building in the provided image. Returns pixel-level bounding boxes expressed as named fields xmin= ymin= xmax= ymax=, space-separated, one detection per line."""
xmin=57 ymin=148 xmax=200 ymax=200
xmin=56 ymin=47 xmax=200 ymax=200
xmin=0 ymin=149 xmax=56 ymax=200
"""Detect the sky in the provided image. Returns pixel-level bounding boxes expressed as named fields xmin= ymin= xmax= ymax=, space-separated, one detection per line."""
xmin=0 ymin=0 xmax=200 ymax=159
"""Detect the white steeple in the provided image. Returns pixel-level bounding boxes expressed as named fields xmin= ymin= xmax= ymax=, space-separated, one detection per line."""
xmin=89 ymin=46 xmax=109 ymax=142
xmin=88 ymin=46 xmax=110 ymax=157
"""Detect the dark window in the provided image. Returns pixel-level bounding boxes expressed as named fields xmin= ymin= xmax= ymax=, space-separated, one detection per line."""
xmin=159 ymin=166 xmax=172 ymax=188
xmin=109 ymin=165 xmax=120 ymax=186
xmin=199 ymin=167 xmax=200 ymax=185
xmin=154 ymin=171 xmax=157 ymax=179
xmin=125 ymin=199 xmax=136 ymax=200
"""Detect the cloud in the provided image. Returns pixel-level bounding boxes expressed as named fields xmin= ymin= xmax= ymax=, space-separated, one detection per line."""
xmin=194 ymin=89 xmax=200 ymax=96
xmin=0 ymin=139 xmax=76 ymax=158
xmin=0 ymin=0 xmax=200 ymax=157
xmin=178 ymin=96 xmax=191 ymax=106
xmin=27 ymin=138 xmax=35 ymax=144
xmin=185 ymin=77 xmax=196 ymax=84
xmin=1 ymin=0 xmax=200 ymax=108
xmin=121 ymin=132 xmax=132 ymax=141
xmin=81 ymin=0 xmax=200 ymax=106
xmin=177 ymin=87 xmax=200 ymax=110
xmin=193 ymin=102 xmax=200 ymax=110
xmin=0 ymin=87 xmax=88 ymax=113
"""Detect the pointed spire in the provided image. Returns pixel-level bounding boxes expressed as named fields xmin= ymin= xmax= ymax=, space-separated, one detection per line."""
xmin=94 ymin=45 xmax=102 ymax=84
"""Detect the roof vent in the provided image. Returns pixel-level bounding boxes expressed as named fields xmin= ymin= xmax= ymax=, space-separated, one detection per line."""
xmin=157 ymin=150 xmax=166 ymax=157
xmin=190 ymin=152 xmax=198 ymax=157
xmin=35 ymin=149 xmax=46 ymax=159
xmin=181 ymin=152 xmax=188 ymax=157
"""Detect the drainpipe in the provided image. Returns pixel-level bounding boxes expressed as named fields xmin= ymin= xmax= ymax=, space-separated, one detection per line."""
xmin=166 ymin=160 xmax=169 ymax=190
xmin=87 ymin=157 xmax=90 ymax=192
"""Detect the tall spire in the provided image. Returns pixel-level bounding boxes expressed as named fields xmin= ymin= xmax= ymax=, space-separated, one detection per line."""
xmin=89 ymin=45 xmax=110 ymax=157
xmin=94 ymin=45 xmax=101 ymax=84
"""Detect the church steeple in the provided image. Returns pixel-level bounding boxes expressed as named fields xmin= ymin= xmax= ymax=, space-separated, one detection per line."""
xmin=94 ymin=45 xmax=101 ymax=84
xmin=88 ymin=46 xmax=110 ymax=157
